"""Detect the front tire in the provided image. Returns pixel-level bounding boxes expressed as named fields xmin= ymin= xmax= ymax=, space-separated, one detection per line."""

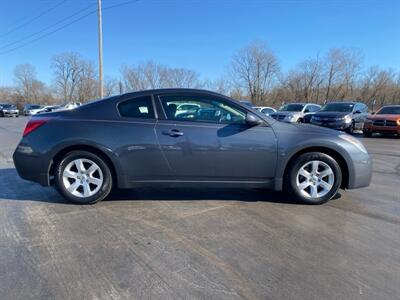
xmin=55 ymin=151 xmax=113 ymax=204
xmin=284 ymin=152 xmax=342 ymax=204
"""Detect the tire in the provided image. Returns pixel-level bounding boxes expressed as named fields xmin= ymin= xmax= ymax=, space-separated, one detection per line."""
xmin=297 ymin=118 xmax=304 ymax=123
xmin=55 ymin=150 xmax=113 ymax=204
xmin=363 ymin=131 xmax=372 ymax=137
xmin=345 ymin=121 xmax=355 ymax=134
xmin=284 ymin=152 xmax=342 ymax=204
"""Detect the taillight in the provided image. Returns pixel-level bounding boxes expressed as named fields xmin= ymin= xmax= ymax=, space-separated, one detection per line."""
xmin=23 ymin=118 xmax=49 ymax=137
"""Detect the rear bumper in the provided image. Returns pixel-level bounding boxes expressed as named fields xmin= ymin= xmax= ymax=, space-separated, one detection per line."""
xmin=13 ymin=144 xmax=51 ymax=186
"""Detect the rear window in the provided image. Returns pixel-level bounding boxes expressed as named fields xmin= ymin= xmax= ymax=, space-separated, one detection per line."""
xmin=118 ymin=96 xmax=155 ymax=119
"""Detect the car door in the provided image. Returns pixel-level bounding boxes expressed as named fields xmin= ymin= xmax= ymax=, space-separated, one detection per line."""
xmin=114 ymin=95 xmax=171 ymax=182
xmin=154 ymin=92 xmax=277 ymax=181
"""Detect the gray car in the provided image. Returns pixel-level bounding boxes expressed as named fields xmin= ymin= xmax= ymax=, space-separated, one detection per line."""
xmin=13 ymin=89 xmax=372 ymax=205
xmin=270 ymin=103 xmax=321 ymax=123
xmin=310 ymin=102 xmax=369 ymax=134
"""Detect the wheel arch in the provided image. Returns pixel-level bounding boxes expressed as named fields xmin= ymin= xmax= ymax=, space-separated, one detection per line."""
xmin=49 ymin=144 xmax=119 ymax=188
xmin=283 ymin=146 xmax=349 ymax=189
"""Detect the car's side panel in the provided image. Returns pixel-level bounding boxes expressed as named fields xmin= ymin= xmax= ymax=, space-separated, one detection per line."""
xmin=155 ymin=120 xmax=277 ymax=181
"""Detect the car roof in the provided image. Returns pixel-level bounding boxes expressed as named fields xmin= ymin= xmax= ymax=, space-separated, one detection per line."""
xmin=326 ymin=101 xmax=358 ymax=105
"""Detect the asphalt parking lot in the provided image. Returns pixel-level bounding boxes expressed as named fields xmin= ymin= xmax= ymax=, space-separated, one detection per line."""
xmin=0 ymin=117 xmax=399 ymax=300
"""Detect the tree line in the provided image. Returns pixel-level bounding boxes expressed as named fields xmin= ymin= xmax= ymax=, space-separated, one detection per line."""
xmin=1 ymin=40 xmax=399 ymax=110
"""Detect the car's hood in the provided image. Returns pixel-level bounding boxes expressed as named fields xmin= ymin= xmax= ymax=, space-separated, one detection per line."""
xmin=270 ymin=111 xmax=301 ymax=116
xmin=369 ymin=114 xmax=400 ymax=120
xmin=272 ymin=119 xmax=341 ymax=137
xmin=312 ymin=111 xmax=349 ymax=118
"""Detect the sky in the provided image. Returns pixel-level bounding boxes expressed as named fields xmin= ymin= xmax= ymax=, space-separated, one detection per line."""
xmin=0 ymin=0 xmax=399 ymax=86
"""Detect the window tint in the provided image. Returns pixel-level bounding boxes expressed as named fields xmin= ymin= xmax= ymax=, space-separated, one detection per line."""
xmin=118 ymin=96 xmax=155 ymax=119
xmin=159 ymin=95 xmax=246 ymax=124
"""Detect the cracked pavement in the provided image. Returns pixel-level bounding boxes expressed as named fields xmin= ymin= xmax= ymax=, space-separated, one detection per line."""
xmin=0 ymin=117 xmax=399 ymax=299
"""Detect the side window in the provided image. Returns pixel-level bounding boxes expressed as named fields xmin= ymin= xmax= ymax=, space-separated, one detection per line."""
xmin=159 ymin=95 xmax=246 ymax=124
xmin=118 ymin=96 xmax=155 ymax=119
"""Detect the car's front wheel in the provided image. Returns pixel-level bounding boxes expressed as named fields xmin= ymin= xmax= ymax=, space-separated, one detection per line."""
xmin=285 ymin=152 xmax=342 ymax=204
xmin=55 ymin=150 xmax=113 ymax=204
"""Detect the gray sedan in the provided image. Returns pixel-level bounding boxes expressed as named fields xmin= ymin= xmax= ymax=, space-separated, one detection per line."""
xmin=13 ymin=89 xmax=372 ymax=205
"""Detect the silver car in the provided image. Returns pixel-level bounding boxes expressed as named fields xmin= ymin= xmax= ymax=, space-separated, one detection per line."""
xmin=270 ymin=103 xmax=321 ymax=123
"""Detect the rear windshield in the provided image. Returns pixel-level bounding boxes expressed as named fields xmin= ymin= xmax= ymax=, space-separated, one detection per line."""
xmin=321 ymin=103 xmax=354 ymax=112
xmin=279 ymin=104 xmax=304 ymax=112
xmin=377 ymin=106 xmax=400 ymax=115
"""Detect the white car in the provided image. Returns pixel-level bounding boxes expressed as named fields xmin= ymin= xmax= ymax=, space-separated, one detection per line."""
xmin=270 ymin=103 xmax=321 ymax=123
xmin=254 ymin=106 xmax=277 ymax=116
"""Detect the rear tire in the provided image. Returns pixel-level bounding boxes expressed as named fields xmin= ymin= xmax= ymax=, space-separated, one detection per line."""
xmin=284 ymin=152 xmax=342 ymax=204
xmin=55 ymin=150 xmax=113 ymax=204
xmin=363 ymin=131 xmax=372 ymax=137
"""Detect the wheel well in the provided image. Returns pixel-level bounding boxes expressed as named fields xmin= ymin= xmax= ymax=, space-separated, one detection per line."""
xmin=49 ymin=145 xmax=118 ymax=187
xmin=284 ymin=147 xmax=349 ymax=189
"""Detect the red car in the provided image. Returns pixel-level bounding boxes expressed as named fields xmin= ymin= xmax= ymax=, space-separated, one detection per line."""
xmin=363 ymin=105 xmax=400 ymax=137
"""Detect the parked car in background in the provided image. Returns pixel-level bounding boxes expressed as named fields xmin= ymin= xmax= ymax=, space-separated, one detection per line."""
xmin=0 ymin=104 xmax=19 ymax=117
xmin=176 ymin=103 xmax=200 ymax=116
xmin=254 ymin=106 xmax=277 ymax=116
xmin=36 ymin=105 xmax=63 ymax=114
xmin=23 ymin=104 xmax=42 ymax=116
xmin=310 ymin=102 xmax=368 ymax=134
xmin=13 ymin=88 xmax=372 ymax=205
xmin=62 ymin=102 xmax=82 ymax=110
xmin=363 ymin=105 xmax=400 ymax=137
xmin=269 ymin=103 xmax=321 ymax=123
xmin=239 ymin=100 xmax=254 ymax=108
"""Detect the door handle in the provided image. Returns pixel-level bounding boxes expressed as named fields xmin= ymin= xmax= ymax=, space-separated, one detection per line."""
xmin=162 ymin=129 xmax=184 ymax=137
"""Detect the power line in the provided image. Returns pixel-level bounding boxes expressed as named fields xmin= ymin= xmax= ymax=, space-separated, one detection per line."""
xmin=0 ymin=2 xmax=96 ymax=50
xmin=0 ymin=0 xmax=140 ymax=55
xmin=0 ymin=0 xmax=69 ymax=38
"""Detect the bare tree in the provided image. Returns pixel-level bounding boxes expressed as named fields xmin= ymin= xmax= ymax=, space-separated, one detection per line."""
xmin=230 ymin=41 xmax=279 ymax=105
xmin=52 ymin=53 xmax=84 ymax=103
xmin=76 ymin=60 xmax=98 ymax=102
xmin=13 ymin=64 xmax=47 ymax=104
xmin=104 ymin=76 xmax=120 ymax=97
xmin=121 ymin=61 xmax=202 ymax=91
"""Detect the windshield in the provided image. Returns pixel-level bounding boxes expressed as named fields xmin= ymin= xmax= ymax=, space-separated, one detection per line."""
xmin=279 ymin=104 xmax=304 ymax=112
xmin=377 ymin=106 xmax=400 ymax=115
xmin=29 ymin=105 xmax=41 ymax=109
xmin=3 ymin=104 xmax=14 ymax=109
xmin=321 ymin=103 xmax=354 ymax=112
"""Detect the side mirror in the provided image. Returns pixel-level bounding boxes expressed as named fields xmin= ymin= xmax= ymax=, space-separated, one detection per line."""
xmin=371 ymin=112 xmax=375 ymax=115
xmin=246 ymin=113 xmax=263 ymax=126
xmin=304 ymin=109 xmax=310 ymax=113
xmin=354 ymin=110 xmax=361 ymax=114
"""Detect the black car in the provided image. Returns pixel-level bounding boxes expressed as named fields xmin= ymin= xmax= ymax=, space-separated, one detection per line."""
xmin=310 ymin=102 xmax=369 ymax=133
xmin=13 ymin=89 xmax=372 ymax=205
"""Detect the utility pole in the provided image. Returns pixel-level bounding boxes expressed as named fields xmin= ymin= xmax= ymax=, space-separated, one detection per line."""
xmin=97 ymin=0 xmax=104 ymax=98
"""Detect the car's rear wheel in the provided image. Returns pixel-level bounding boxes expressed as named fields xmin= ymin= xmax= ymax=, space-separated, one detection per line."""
xmin=55 ymin=150 xmax=112 ymax=204
xmin=363 ymin=130 xmax=372 ymax=137
xmin=285 ymin=152 xmax=342 ymax=204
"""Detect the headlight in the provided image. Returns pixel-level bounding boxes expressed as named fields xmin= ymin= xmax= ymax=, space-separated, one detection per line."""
xmin=397 ymin=119 xmax=400 ymax=126
xmin=343 ymin=115 xmax=352 ymax=123
xmin=339 ymin=134 xmax=368 ymax=154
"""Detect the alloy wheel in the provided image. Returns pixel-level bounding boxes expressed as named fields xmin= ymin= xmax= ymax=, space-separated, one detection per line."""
xmin=62 ymin=158 xmax=103 ymax=198
xmin=296 ymin=160 xmax=335 ymax=199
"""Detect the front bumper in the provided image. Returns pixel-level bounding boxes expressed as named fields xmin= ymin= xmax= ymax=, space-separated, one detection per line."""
xmin=3 ymin=111 xmax=19 ymax=116
xmin=13 ymin=144 xmax=51 ymax=186
xmin=310 ymin=120 xmax=351 ymax=130
xmin=363 ymin=124 xmax=400 ymax=134
xmin=347 ymin=151 xmax=372 ymax=189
